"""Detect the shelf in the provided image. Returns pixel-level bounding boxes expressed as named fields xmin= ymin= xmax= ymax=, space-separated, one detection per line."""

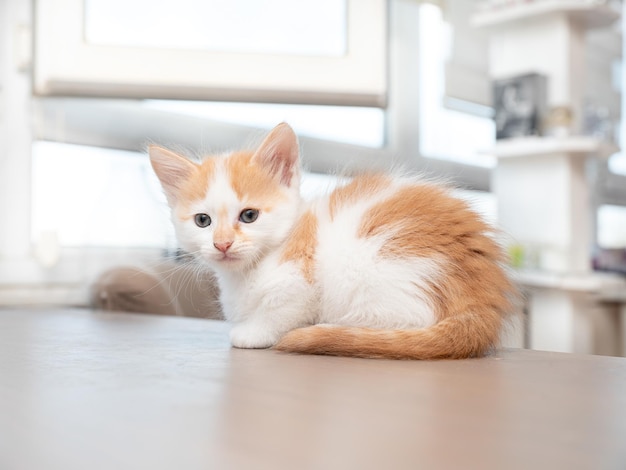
xmin=482 ymin=136 xmax=618 ymax=159
xmin=472 ymin=0 xmax=620 ymax=29
xmin=514 ymin=268 xmax=626 ymax=294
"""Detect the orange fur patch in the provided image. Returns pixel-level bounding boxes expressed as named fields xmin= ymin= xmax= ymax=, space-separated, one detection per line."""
xmin=359 ymin=184 xmax=488 ymax=257
xmin=359 ymin=183 xmax=512 ymax=322
xmin=274 ymin=311 xmax=503 ymax=360
xmin=280 ymin=210 xmax=318 ymax=283
xmin=328 ymin=173 xmax=391 ymax=220
xmin=178 ymin=157 xmax=217 ymax=206
xmin=226 ymin=151 xmax=287 ymax=208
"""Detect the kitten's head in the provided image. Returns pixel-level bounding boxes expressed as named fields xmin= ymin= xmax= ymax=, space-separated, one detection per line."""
xmin=149 ymin=123 xmax=302 ymax=272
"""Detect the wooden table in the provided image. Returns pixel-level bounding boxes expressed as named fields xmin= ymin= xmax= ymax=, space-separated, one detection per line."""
xmin=1 ymin=309 xmax=625 ymax=470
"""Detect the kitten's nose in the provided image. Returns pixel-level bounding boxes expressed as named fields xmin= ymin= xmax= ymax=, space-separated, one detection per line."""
xmin=214 ymin=241 xmax=233 ymax=253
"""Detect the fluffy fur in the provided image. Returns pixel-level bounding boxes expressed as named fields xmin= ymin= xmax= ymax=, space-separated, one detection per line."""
xmin=149 ymin=123 xmax=516 ymax=359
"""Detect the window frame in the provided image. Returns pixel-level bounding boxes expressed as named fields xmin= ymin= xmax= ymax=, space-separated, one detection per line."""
xmin=33 ymin=0 xmax=387 ymax=107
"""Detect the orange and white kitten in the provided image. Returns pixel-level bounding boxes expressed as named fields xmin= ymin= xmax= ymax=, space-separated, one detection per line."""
xmin=149 ymin=123 xmax=515 ymax=359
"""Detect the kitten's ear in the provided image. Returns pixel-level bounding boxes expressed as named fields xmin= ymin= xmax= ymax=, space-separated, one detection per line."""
xmin=252 ymin=123 xmax=300 ymax=187
xmin=148 ymin=145 xmax=197 ymax=204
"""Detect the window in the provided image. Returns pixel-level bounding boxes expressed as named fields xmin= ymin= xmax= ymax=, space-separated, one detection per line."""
xmin=34 ymin=0 xmax=387 ymax=106
xmin=597 ymin=204 xmax=626 ymax=249
xmin=609 ymin=152 xmax=626 ymax=175
xmin=85 ymin=0 xmax=347 ymax=56
xmin=31 ymin=141 xmax=349 ymax=249
xmin=32 ymin=142 xmax=172 ymax=248
xmin=594 ymin=204 xmax=626 ymax=275
xmin=418 ymin=4 xmax=495 ymax=168
xmin=32 ymin=0 xmax=497 ymax=178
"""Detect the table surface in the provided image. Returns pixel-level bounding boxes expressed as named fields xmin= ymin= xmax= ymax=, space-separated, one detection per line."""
xmin=1 ymin=308 xmax=625 ymax=470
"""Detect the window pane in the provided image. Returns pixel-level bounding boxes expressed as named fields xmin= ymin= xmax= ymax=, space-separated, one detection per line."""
xmin=597 ymin=204 xmax=626 ymax=249
xmin=32 ymin=142 xmax=174 ymax=248
xmin=418 ymin=4 xmax=495 ymax=167
xmin=85 ymin=0 xmax=347 ymax=56
xmin=31 ymin=141 xmax=353 ymax=249
xmin=608 ymin=152 xmax=626 ymax=176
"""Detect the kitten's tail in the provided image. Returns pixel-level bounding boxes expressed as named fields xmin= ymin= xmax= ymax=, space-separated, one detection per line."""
xmin=274 ymin=310 xmax=504 ymax=360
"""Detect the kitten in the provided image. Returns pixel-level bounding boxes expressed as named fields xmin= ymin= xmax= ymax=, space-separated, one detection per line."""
xmin=149 ymin=123 xmax=516 ymax=359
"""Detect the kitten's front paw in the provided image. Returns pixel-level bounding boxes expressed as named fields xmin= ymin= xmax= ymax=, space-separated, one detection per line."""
xmin=230 ymin=324 xmax=277 ymax=349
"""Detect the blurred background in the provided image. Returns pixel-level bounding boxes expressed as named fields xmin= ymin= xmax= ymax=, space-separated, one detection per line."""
xmin=1 ymin=0 xmax=625 ymax=355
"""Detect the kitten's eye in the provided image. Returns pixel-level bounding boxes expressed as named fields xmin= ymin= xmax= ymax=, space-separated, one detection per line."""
xmin=239 ymin=209 xmax=259 ymax=224
xmin=194 ymin=213 xmax=211 ymax=228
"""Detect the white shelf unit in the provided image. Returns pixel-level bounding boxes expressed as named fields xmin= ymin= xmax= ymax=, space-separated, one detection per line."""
xmin=474 ymin=2 xmax=625 ymax=355
xmin=486 ymin=135 xmax=617 ymax=160
xmin=487 ymin=136 xmax=612 ymax=273
xmin=474 ymin=0 xmax=620 ymax=134
xmin=472 ymin=0 xmax=620 ymax=29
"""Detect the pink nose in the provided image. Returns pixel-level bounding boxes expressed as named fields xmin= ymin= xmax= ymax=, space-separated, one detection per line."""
xmin=214 ymin=241 xmax=233 ymax=253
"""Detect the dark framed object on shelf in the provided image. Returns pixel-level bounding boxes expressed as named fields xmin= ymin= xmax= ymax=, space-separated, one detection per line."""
xmin=493 ymin=73 xmax=547 ymax=140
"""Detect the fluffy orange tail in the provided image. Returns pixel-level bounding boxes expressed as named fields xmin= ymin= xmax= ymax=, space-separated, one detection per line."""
xmin=274 ymin=311 xmax=503 ymax=360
